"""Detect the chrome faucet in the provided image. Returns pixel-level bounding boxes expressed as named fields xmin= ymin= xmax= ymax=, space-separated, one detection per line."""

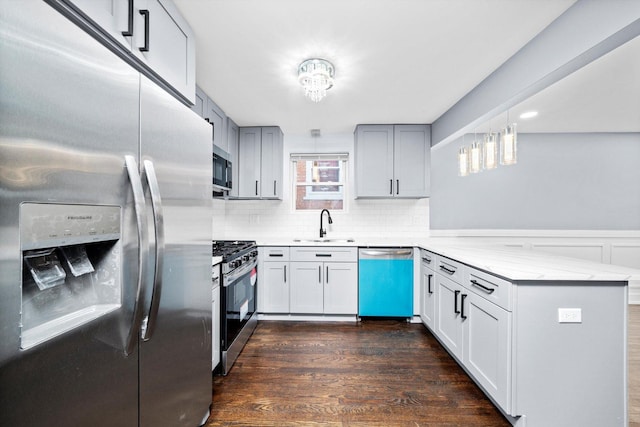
xmin=319 ymin=209 xmax=333 ymax=238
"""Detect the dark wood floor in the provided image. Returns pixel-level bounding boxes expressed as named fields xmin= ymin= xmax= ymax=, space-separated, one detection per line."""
xmin=206 ymin=305 xmax=640 ymax=427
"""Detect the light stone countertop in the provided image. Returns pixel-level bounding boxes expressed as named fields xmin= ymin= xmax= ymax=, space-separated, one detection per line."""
xmin=256 ymin=237 xmax=640 ymax=282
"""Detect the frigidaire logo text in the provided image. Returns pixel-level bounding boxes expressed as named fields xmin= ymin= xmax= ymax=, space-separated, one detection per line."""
xmin=67 ymin=215 xmax=92 ymax=220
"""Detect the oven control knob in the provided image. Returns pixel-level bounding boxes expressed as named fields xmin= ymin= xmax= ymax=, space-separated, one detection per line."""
xmin=243 ymin=255 xmax=249 ymax=261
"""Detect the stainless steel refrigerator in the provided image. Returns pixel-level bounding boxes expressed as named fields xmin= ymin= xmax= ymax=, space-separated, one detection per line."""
xmin=0 ymin=1 xmax=213 ymax=426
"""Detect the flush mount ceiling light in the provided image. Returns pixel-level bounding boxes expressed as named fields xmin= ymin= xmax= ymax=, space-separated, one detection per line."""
xmin=298 ymin=58 xmax=335 ymax=103
xmin=519 ymin=111 xmax=538 ymax=119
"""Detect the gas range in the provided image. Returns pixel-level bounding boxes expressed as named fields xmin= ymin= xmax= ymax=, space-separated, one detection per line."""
xmin=212 ymin=240 xmax=258 ymax=375
xmin=212 ymin=240 xmax=257 ymax=275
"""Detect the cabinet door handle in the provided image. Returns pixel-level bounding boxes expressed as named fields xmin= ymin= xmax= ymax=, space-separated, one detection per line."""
xmin=284 ymin=265 xmax=286 ymax=283
xmin=460 ymin=294 xmax=467 ymax=320
xmin=326 ymin=266 xmax=329 ymax=283
xmin=139 ymin=10 xmax=150 ymax=52
xmin=427 ymin=274 xmax=433 ymax=294
xmin=470 ymin=279 xmax=496 ymax=294
xmin=269 ymin=253 xmax=283 ymax=257
xmin=122 ymin=0 xmax=134 ymax=36
xmin=389 ymin=179 xmax=393 ymax=195
xmin=318 ymin=266 xmax=321 ymax=283
xmin=454 ymin=290 xmax=460 ymax=314
xmin=422 ymin=256 xmax=431 ymax=264
xmin=439 ymin=264 xmax=456 ymax=275
xmin=315 ymin=253 xmax=332 ymax=258
xmin=273 ymin=180 xmax=276 ymax=196
xmin=396 ymin=179 xmax=399 ymax=195
xmin=255 ymin=180 xmax=258 ymax=196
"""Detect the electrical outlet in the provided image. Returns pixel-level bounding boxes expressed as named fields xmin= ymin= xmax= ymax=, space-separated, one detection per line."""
xmin=558 ymin=308 xmax=582 ymax=323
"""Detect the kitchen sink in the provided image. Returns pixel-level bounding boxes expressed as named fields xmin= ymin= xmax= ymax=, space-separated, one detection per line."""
xmin=293 ymin=238 xmax=356 ymax=243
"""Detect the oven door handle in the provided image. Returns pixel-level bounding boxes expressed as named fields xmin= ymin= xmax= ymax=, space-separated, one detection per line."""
xmin=223 ymin=258 xmax=257 ymax=286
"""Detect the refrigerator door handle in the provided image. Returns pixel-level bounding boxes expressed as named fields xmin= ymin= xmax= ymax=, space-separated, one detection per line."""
xmin=141 ymin=159 xmax=165 ymax=341
xmin=124 ymin=155 xmax=149 ymax=356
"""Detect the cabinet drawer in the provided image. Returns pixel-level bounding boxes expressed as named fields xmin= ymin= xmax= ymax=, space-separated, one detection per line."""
xmin=420 ymin=249 xmax=437 ymax=272
xmin=260 ymin=246 xmax=290 ymax=260
xmin=436 ymin=256 xmax=465 ymax=284
xmin=465 ymin=268 xmax=512 ymax=311
xmin=291 ymin=246 xmax=357 ymax=262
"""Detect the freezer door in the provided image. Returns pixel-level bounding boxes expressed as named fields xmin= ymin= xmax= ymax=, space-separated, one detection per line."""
xmin=138 ymin=75 xmax=213 ymax=426
xmin=0 ymin=1 xmax=141 ymax=426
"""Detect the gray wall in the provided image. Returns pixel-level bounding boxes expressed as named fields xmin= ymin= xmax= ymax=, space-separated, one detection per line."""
xmin=430 ymin=132 xmax=640 ymax=230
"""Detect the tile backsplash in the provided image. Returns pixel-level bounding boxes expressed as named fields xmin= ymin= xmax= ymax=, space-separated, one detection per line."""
xmin=214 ymin=198 xmax=430 ymax=241
xmin=212 ymin=130 xmax=430 ymax=241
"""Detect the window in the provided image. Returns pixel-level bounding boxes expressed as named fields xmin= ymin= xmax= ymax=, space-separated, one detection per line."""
xmin=291 ymin=153 xmax=348 ymax=210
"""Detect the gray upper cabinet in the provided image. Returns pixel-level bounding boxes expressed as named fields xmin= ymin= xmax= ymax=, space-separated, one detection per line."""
xmin=237 ymin=126 xmax=283 ymax=199
xmin=205 ymin=98 xmax=227 ymax=152
xmin=260 ymin=127 xmax=284 ymax=199
xmin=192 ymin=87 xmax=228 ymax=153
xmin=191 ymin=86 xmax=207 ymax=118
xmin=355 ymin=124 xmax=430 ymax=198
xmin=238 ymin=127 xmax=262 ymax=198
xmin=355 ymin=125 xmax=394 ymax=197
xmin=227 ymin=118 xmax=239 ymax=198
xmin=64 ymin=0 xmax=132 ymax=49
xmin=60 ymin=0 xmax=196 ymax=104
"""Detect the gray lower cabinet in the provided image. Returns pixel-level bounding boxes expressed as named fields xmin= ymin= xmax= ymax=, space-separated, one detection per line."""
xmin=419 ymin=250 xmax=436 ymax=329
xmin=462 ymin=291 xmax=511 ymax=413
xmin=260 ymin=246 xmax=358 ymax=315
xmin=355 ymin=124 xmax=430 ymax=198
xmin=290 ymin=262 xmax=325 ymax=313
xmin=432 ymin=255 xmax=512 ymax=414
xmin=212 ymin=284 xmax=220 ymax=370
xmin=434 ymin=274 xmax=464 ymax=360
xmin=238 ymin=127 xmax=283 ymax=199
xmin=323 ymin=262 xmax=358 ymax=314
xmin=261 ymin=261 xmax=289 ymax=313
xmin=258 ymin=247 xmax=290 ymax=313
xmin=58 ymin=0 xmax=196 ymax=104
xmin=422 ymin=248 xmax=627 ymax=426
xmin=289 ymin=261 xmax=358 ymax=315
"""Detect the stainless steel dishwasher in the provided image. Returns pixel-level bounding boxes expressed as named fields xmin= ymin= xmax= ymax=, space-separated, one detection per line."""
xmin=358 ymin=248 xmax=413 ymax=318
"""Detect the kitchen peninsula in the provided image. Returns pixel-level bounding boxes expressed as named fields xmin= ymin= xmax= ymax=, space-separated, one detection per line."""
xmin=257 ymin=238 xmax=637 ymax=427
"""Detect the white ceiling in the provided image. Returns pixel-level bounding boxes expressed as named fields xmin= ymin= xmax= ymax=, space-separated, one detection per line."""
xmin=173 ymin=0 xmax=577 ymax=136
xmin=476 ymin=33 xmax=640 ymax=134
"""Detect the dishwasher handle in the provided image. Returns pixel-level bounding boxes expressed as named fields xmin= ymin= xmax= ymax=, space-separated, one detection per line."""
xmin=359 ymin=248 xmax=413 ymax=259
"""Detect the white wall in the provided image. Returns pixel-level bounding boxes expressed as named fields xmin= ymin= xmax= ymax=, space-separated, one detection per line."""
xmin=213 ymin=131 xmax=430 ymax=241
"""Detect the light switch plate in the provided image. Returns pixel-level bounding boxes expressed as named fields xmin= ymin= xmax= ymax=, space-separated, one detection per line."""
xmin=558 ymin=308 xmax=582 ymax=323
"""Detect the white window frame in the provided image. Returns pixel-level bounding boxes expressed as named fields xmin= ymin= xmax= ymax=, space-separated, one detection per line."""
xmin=290 ymin=153 xmax=349 ymax=211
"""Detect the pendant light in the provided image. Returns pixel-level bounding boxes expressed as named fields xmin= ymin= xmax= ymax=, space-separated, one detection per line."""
xmin=469 ymin=140 xmax=483 ymax=174
xmin=483 ymin=132 xmax=498 ymax=170
xmin=500 ymin=123 xmax=517 ymax=165
xmin=458 ymin=146 xmax=470 ymax=177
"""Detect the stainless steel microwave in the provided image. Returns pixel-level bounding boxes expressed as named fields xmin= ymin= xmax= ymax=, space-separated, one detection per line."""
xmin=213 ymin=145 xmax=232 ymax=192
